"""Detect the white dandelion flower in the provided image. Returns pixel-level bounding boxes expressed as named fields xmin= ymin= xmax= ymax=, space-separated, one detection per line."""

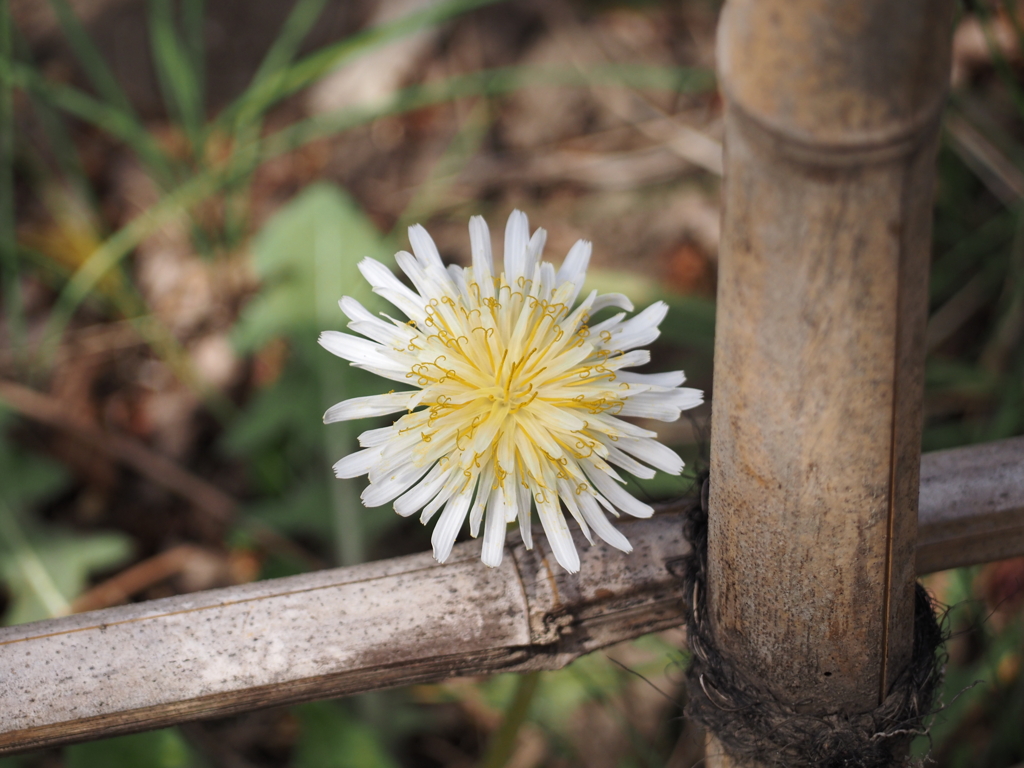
xmin=320 ymin=210 xmax=703 ymax=573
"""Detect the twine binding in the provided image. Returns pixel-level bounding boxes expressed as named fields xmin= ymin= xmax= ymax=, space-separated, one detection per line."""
xmin=679 ymin=478 xmax=945 ymax=768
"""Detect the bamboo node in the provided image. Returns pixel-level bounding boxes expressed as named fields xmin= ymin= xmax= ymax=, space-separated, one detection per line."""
xmin=677 ymin=477 xmax=946 ymax=768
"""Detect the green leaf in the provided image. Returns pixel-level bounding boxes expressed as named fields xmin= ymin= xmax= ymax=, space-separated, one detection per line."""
xmin=221 ymin=359 xmax=322 ymax=458
xmin=0 ymin=411 xmax=69 ymax=508
xmin=0 ymin=513 xmax=133 ymax=625
xmin=232 ymin=183 xmax=391 ymax=353
xmin=65 ymin=728 xmax=198 ymax=768
xmin=246 ymin=479 xmax=333 ymax=540
xmin=292 ymin=701 xmax=400 ymax=768
xmin=227 ymin=184 xmax=399 ymax=565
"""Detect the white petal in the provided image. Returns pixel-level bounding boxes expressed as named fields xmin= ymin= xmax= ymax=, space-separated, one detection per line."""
xmin=616 ymin=370 xmax=686 ymax=388
xmin=582 ymin=464 xmax=653 ymax=518
xmin=420 ymin=473 xmax=461 ymax=524
xmin=358 ymin=425 xmax=395 ymax=447
xmin=351 ymin=364 xmax=419 ymax=385
xmin=481 ymin=487 xmax=508 ymax=568
xmin=619 ymin=387 xmax=703 ymax=421
xmin=409 ymin=223 xmax=446 ymax=272
xmin=577 ymin=491 xmax=632 ymax=552
xmin=602 ymin=349 xmax=651 ymax=370
xmin=394 ymin=463 xmax=450 ymax=517
xmin=516 ymin=483 xmax=533 ymax=549
xmin=362 ymin=462 xmax=432 ymax=507
xmin=556 ymin=239 xmax=591 ymax=289
xmin=469 ymin=215 xmax=495 ymax=299
xmin=617 ymin=394 xmax=683 ymax=422
xmin=431 ymin=491 xmax=472 ymax=563
xmin=557 ymin=478 xmax=593 ymax=544
xmin=358 ymin=258 xmax=426 ymax=322
xmin=448 ymin=264 xmax=470 ymax=302
xmin=600 ymin=301 xmax=668 ymax=352
xmin=469 ymin=464 xmax=495 ymax=537
xmin=535 ymin=493 xmax=580 ymax=573
xmin=358 ymin=258 xmax=416 ymax=299
xmin=503 ymin=209 xmax=529 ymax=284
xmin=503 ymin=480 xmax=520 ymax=523
xmin=470 ymin=215 xmax=493 ymax=272
xmin=590 ymin=293 xmax=634 ymax=314
xmin=589 ymin=312 xmax=625 ymax=335
xmin=323 ymin=391 xmax=416 ymax=423
xmin=539 ymin=262 xmax=556 ymax=297
xmin=333 ymin=448 xmax=381 ymax=479
xmin=395 ymin=250 xmax=435 ymax=298
xmin=589 ymin=413 xmax=658 ymax=439
xmin=526 ymin=228 xmax=547 ymax=276
xmin=670 ymin=387 xmax=704 ymax=410
xmin=341 ymin=299 xmax=417 ymax=349
xmin=615 ymin=436 xmax=685 ymax=476
xmin=318 ymin=331 xmax=407 ymax=372
xmin=603 ymin=442 xmax=657 ymax=479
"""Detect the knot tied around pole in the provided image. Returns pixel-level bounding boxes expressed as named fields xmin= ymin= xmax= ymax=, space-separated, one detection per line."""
xmin=678 ymin=478 xmax=946 ymax=768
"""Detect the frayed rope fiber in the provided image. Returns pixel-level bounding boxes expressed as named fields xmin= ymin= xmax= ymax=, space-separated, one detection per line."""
xmin=679 ymin=479 xmax=945 ymax=768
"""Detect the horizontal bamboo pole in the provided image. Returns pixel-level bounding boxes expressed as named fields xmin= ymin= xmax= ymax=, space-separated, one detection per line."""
xmin=0 ymin=437 xmax=1021 ymax=755
xmin=916 ymin=437 xmax=1024 ymax=573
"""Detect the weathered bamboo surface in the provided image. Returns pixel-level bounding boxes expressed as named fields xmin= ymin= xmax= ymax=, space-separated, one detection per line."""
xmin=0 ymin=437 xmax=1021 ymax=755
xmin=916 ymin=437 xmax=1024 ymax=573
xmin=708 ymin=0 xmax=955 ymax=739
xmin=0 ymin=512 xmax=687 ymax=755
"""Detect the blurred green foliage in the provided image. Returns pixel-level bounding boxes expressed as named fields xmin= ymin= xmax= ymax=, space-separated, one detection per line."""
xmin=0 ymin=0 xmax=1021 ymax=764
xmin=292 ymin=702 xmax=400 ymax=768
xmin=225 ymin=183 xmax=398 ymax=566
xmin=65 ymin=729 xmax=198 ymax=768
xmin=0 ymin=412 xmax=132 ymax=624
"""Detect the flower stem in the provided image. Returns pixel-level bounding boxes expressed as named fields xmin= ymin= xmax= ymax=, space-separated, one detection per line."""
xmin=480 ymin=671 xmax=541 ymax=768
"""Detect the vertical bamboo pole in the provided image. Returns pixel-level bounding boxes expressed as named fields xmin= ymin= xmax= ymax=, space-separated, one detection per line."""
xmin=707 ymin=1 xmax=954 ymax=765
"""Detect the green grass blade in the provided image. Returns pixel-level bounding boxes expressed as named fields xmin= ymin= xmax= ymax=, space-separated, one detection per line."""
xmin=0 ymin=498 xmax=70 ymax=619
xmin=249 ymin=0 xmax=329 ymax=93
xmin=27 ymin=96 xmax=99 ymax=215
xmin=45 ymin=0 xmax=136 ymax=116
xmin=220 ymin=0 xmax=503 ymax=130
xmin=146 ymin=0 xmax=204 ymax=150
xmin=260 ymin=64 xmax=714 ymax=157
xmin=980 ymin=206 xmax=1024 ymax=374
xmin=217 ymin=0 xmax=330 ymax=238
xmin=930 ymin=209 xmax=1016 ymax=305
xmin=391 ymin=99 xmax=491 ymax=234
xmin=10 ymin=26 xmax=99 ymax=215
xmin=37 ymin=169 xmax=218 ymax=359
xmin=8 ymin=62 xmax=177 ymax=184
xmin=41 ymin=63 xmax=714 ymax=349
xmin=181 ymin=0 xmax=205 ymax=108
xmin=0 ymin=0 xmax=24 ymax=353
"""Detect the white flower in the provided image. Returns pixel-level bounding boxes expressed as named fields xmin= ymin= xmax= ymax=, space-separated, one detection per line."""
xmin=320 ymin=211 xmax=702 ymax=573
